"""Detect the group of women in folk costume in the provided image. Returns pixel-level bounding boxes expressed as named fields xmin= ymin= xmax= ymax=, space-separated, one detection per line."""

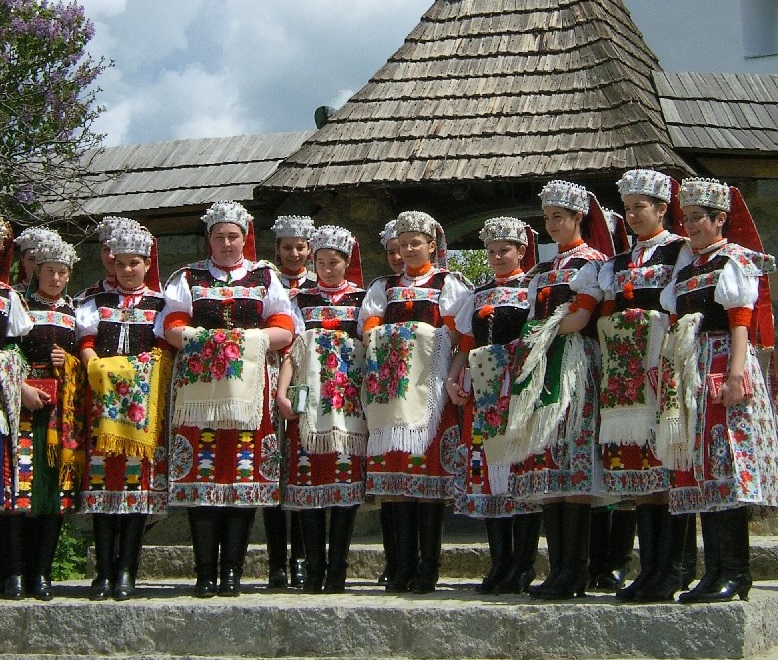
xmin=0 ymin=169 xmax=775 ymax=606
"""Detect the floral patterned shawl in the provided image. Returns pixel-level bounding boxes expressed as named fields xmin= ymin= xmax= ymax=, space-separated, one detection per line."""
xmin=597 ymin=308 xmax=668 ymax=447
xmin=290 ymin=328 xmax=367 ymax=455
xmin=363 ymin=321 xmax=451 ymax=456
xmin=0 ymin=346 xmax=27 ymax=442
xmin=88 ymin=347 xmax=171 ymax=459
xmin=50 ymin=352 xmax=87 ymax=489
xmin=172 ymin=327 xmax=268 ymax=430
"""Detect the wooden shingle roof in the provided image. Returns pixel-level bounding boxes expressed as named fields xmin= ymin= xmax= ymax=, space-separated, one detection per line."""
xmin=263 ymin=0 xmax=691 ymax=192
xmin=49 ymin=131 xmax=313 ymax=218
xmin=654 ymin=71 xmax=778 ymax=153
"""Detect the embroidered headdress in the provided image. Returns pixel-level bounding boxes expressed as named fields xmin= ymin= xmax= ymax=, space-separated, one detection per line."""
xmin=0 ymin=217 xmax=12 ymax=283
xmin=678 ymin=177 xmax=731 ymax=212
xmin=395 ymin=210 xmax=448 ymax=269
xmin=97 ymin=216 xmax=142 ymax=244
xmin=379 ymin=219 xmax=398 ymax=248
xmin=14 ymin=227 xmax=61 ymax=254
xmin=617 ymin=169 xmax=672 ymax=203
xmin=539 ymin=180 xmax=590 ymax=213
xmin=34 ymin=236 xmax=79 ymax=267
xmin=107 ymin=229 xmax=154 ymax=257
xmin=271 ymin=215 xmax=315 ymax=239
xmin=0 ymin=217 xmax=11 ymax=247
xmin=202 ymin=201 xmax=253 ymax=234
xmin=479 ymin=216 xmax=529 ymax=247
xmin=311 ymin=225 xmax=356 ymax=257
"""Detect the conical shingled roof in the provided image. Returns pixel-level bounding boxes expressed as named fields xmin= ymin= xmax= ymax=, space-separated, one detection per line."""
xmin=263 ymin=0 xmax=691 ymax=192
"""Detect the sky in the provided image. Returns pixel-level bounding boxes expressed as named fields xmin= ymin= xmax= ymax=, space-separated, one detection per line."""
xmin=79 ymin=1 xmax=773 ymax=148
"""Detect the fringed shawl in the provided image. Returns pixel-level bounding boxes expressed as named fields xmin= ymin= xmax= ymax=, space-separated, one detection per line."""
xmin=0 ymin=346 xmax=27 ymax=444
xmin=50 ymin=352 xmax=87 ymax=490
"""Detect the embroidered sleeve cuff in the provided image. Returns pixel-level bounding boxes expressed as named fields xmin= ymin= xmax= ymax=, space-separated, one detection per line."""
xmin=265 ymin=313 xmax=295 ymax=334
xmin=458 ymin=334 xmax=475 ymax=352
xmin=443 ymin=315 xmax=459 ymax=333
xmin=362 ymin=316 xmax=382 ymax=334
xmin=79 ymin=336 xmax=95 ymax=352
xmin=163 ymin=311 xmax=192 ymax=332
xmin=574 ymin=294 xmax=598 ymax=313
xmin=728 ymin=307 xmax=752 ymax=328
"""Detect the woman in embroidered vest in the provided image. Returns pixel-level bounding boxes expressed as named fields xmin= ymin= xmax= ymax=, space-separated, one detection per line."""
xmin=4 ymin=236 xmax=85 ymax=601
xmin=374 ymin=218 xmax=404 ymax=587
xmin=12 ymin=227 xmax=60 ymax=295
xmin=358 ymin=210 xmax=473 ymax=594
xmin=276 ymin=225 xmax=367 ymax=593
xmin=259 ymin=215 xmax=316 ymax=590
xmin=0 ymin=219 xmax=37 ymax=596
xmin=73 ymin=216 xmax=143 ymax=305
xmin=448 ymin=217 xmax=544 ymax=595
xmin=596 ymin=170 xmax=696 ymax=602
xmin=77 ymin=227 xmax=170 ymax=601
xmin=506 ymin=181 xmax=610 ymax=600
xmin=658 ymin=178 xmax=778 ymax=603
xmin=162 ymin=201 xmax=295 ymax=598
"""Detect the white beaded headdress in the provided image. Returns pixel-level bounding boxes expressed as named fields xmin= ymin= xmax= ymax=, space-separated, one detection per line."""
xmin=202 ymin=201 xmax=253 ymax=233
xmin=479 ymin=216 xmax=529 ymax=247
xmin=539 ymin=180 xmax=590 ymax=214
xmin=601 ymin=208 xmax=624 ymax=235
xmin=107 ymin=229 xmax=154 ymax=257
xmin=379 ymin=219 xmax=398 ymax=248
xmin=617 ymin=169 xmax=672 ymax=203
xmin=310 ymin=225 xmax=356 ymax=257
xmin=14 ymin=227 xmax=61 ymax=253
xmin=34 ymin=237 xmax=79 ymax=267
xmin=0 ymin=217 xmax=12 ymax=247
xmin=271 ymin=215 xmax=315 ymax=239
xmin=97 ymin=216 xmax=142 ymax=244
xmin=678 ymin=178 xmax=731 ymax=212
xmin=394 ymin=210 xmax=437 ymax=238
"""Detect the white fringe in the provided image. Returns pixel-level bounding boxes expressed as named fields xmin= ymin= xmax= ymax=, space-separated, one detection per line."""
xmin=173 ymin=399 xmax=263 ymax=430
xmin=299 ymin=427 xmax=368 ymax=457
xmin=367 ymin=328 xmax=451 ymax=456
xmin=599 ymin=408 xmax=652 ymax=446
xmin=488 ymin=462 xmax=511 ymax=495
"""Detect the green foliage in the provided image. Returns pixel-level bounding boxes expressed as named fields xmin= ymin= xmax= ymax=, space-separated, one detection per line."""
xmin=448 ymin=249 xmax=490 ymax=286
xmin=51 ymin=519 xmax=89 ymax=581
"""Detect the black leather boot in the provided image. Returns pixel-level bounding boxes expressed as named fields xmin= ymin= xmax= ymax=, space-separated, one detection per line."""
xmin=413 ymin=502 xmax=444 ymax=594
xmin=377 ymin=501 xmax=397 ymax=585
xmin=634 ymin=508 xmax=687 ymax=602
xmin=537 ymin=503 xmax=590 ymax=600
xmin=386 ymin=501 xmax=418 ymax=593
xmin=289 ymin=510 xmax=306 ymax=588
xmin=262 ymin=507 xmax=288 ymax=588
xmin=90 ymin=514 xmax=117 ymax=601
xmin=300 ymin=508 xmax=327 ymax=593
xmin=679 ymin=510 xmax=720 ymax=603
xmin=600 ymin=509 xmax=636 ymax=590
xmin=28 ymin=515 xmax=63 ymax=601
xmin=4 ymin=515 xmax=26 ymax=600
xmin=495 ymin=512 xmax=543 ymax=594
xmin=188 ymin=507 xmax=220 ymax=598
xmin=680 ymin=514 xmax=698 ymax=590
xmin=0 ymin=516 xmax=8 ymax=587
xmin=587 ymin=507 xmax=610 ymax=589
xmin=682 ymin=507 xmax=751 ymax=603
xmin=219 ymin=508 xmax=255 ymax=596
xmin=324 ymin=506 xmax=358 ymax=593
xmin=114 ymin=514 xmax=146 ymax=601
xmin=529 ymin=503 xmax=563 ymax=597
xmin=477 ymin=517 xmax=512 ymax=594
xmin=616 ymin=503 xmax=658 ymax=601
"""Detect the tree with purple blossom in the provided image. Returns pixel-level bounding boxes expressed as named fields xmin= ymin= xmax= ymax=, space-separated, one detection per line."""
xmin=0 ymin=0 xmax=108 ymax=234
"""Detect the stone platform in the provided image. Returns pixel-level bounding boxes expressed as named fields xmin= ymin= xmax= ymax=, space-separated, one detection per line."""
xmin=2 ymin=579 xmax=778 ymax=659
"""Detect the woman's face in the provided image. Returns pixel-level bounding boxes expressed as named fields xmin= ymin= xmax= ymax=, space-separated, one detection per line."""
xmin=385 ymin=237 xmax=404 ymax=275
xmin=35 ymin=262 xmax=70 ymax=298
xmin=100 ymin=243 xmax=116 ymax=277
xmin=623 ymin=194 xmax=666 ymax=239
xmin=486 ymin=240 xmax=525 ymax=276
xmin=315 ymin=248 xmax=348 ymax=287
xmin=544 ymin=206 xmax=582 ymax=247
xmin=398 ymin=231 xmax=435 ymax=270
xmin=114 ymin=253 xmax=150 ymax=289
xmin=209 ymin=222 xmax=245 ymax=267
xmin=22 ymin=249 xmax=36 ymax=282
xmin=277 ymin=237 xmax=311 ymax=272
xmin=682 ymin=205 xmax=725 ymax=251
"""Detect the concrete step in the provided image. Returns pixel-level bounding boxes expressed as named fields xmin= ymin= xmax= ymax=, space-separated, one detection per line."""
xmin=3 ymin=579 xmax=778 ymax=659
xmin=122 ymin=537 xmax=778 ymax=582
